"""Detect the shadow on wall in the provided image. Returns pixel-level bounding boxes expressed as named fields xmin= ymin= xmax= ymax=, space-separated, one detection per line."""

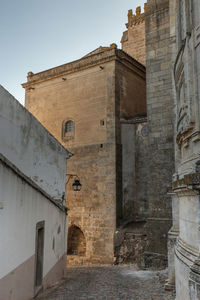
xmin=67 ymin=225 xmax=86 ymax=256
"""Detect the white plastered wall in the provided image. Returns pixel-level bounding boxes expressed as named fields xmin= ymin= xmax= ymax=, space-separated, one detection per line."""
xmin=0 ymin=85 xmax=69 ymax=198
xmin=0 ymin=159 xmax=67 ymax=280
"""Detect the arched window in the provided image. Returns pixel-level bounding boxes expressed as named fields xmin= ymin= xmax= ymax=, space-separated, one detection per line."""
xmin=62 ymin=119 xmax=74 ymax=141
xmin=67 ymin=225 xmax=86 ymax=256
xmin=65 ymin=120 xmax=74 ymax=133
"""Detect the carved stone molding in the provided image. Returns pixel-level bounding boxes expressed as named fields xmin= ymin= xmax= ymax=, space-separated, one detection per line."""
xmin=175 ymin=237 xmax=199 ymax=267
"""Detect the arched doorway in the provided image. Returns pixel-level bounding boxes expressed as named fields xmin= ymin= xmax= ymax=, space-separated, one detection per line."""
xmin=67 ymin=225 xmax=86 ymax=256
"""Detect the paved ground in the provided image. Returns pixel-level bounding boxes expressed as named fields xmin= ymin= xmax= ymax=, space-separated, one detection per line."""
xmin=37 ymin=266 xmax=175 ymax=300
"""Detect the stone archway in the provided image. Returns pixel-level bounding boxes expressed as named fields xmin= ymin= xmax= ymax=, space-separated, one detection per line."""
xmin=67 ymin=225 xmax=86 ymax=256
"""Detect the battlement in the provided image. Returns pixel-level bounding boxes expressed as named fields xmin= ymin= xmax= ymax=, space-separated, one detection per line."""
xmin=126 ymin=3 xmax=147 ymax=28
xmin=121 ymin=3 xmax=146 ymax=65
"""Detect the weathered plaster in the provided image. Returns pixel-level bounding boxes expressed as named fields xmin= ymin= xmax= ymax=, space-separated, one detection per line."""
xmin=0 ymin=85 xmax=70 ymax=199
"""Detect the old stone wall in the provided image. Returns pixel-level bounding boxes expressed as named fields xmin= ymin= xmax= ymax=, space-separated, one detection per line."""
xmin=116 ymin=59 xmax=146 ymax=119
xmin=24 ymin=52 xmax=117 ymax=264
xmin=115 ymin=118 xmax=149 ymax=266
xmin=120 ymin=119 xmax=148 ymax=220
xmin=145 ymin=0 xmax=174 ymax=267
xmin=119 ymin=1 xmax=175 ymax=268
xmin=25 ymin=64 xmax=110 ymax=148
xmin=66 ymin=143 xmax=116 ymax=264
xmin=121 ymin=5 xmax=146 ymax=66
xmin=23 ymin=47 xmax=146 ymax=265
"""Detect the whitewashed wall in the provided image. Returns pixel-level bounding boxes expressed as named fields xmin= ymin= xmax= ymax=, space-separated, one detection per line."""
xmin=0 ymin=157 xmax=67 ymax=291
xmin=0 ymin=85 xmax=69 ymax=299
xmin=0 ymin=85 xmax=70 ymax=198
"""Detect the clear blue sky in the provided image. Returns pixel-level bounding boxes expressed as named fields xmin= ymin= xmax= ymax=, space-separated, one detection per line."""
xmin=0 ymin=0 xmax=145 ymax=105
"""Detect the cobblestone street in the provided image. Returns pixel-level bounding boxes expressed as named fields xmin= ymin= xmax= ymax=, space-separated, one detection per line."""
xmin=37 ymin=266 xmax=175 ymax=300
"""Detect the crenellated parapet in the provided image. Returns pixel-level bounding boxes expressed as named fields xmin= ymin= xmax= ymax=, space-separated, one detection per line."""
xmin=126 ymin=4 xmax=147 ymax=28
xmin=121 ymin=3 xmax=147 ymax=65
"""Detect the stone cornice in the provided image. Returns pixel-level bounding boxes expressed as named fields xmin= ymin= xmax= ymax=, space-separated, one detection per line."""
xmin=22 ymin=49 xmax=145 ymax=88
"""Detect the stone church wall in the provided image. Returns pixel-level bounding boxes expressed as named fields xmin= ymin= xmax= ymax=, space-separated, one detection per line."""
xmin=23 ymin=48 xmax=146 ymax=265
xmin=120 ymin=119 xmax=148 ymax=220
xmin=144 ymin=0 xmax=174 ymax=266
xmin=24 ymin=55 xmax=117 ymax=264
xmin=66 ymin=143 xmax=116 ymax=264
xmin=115 ymin=118 xmax=149 ymax=265
xmin=119 ymin=0 xmax=176 ymax=268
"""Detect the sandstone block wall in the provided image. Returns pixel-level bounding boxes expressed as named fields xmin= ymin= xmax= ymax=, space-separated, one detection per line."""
xmin=25 ymin=65 xmax=110 ymax=148
xmin=23 ymin=47 xmax=146 ymax=265
xmin=67 ymin=143 xmax=116 ymax=264
xmin=24 ymin=54 xmax=117 ymax=264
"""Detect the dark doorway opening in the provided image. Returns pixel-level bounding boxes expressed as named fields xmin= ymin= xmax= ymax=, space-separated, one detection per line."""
xmin=34 ymin=221 xmax=45 ymax=296
xmin=67 ymin=225 xmax=86 ymax=256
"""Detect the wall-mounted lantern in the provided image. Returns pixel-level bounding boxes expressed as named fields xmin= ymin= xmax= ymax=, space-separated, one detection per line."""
xmin=72 ymin=179 xmax=82 ymax=191
xmin=66 ymin=174 xmax=82 ymax=192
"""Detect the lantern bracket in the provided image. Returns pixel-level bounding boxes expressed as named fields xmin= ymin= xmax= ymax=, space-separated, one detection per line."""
xmin=66 ymin=174 xmax=82 ymax=191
